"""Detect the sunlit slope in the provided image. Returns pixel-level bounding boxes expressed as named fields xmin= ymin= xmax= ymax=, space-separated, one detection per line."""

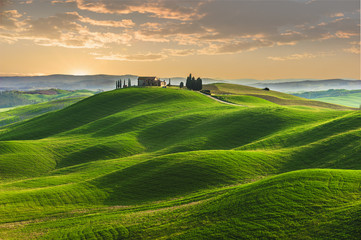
xmin=0 ymin=97 xmax=85 ymax=127
xmin=316 ymin=93 xmax=361 ymax=108
xmin=0 ymin=86 xmax=361 ymax=239
xmin=0 ymin=88 xmax=216 ymax=140
xmin=0 ymin=87 xmax=351 ymax=178
xmin=4 ymin=169 xmax=361 ymax=239
xmin=174 ymin=169 xmax=361 ymax=240
xmin=206 ymin=83 xmax=355 ymax=110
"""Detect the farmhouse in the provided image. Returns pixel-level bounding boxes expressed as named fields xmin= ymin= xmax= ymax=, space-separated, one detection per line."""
xmin=138 ymin=76 xmax=166 ymax=87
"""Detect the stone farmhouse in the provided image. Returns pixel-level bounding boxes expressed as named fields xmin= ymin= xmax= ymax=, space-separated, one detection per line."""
xmin=138 ymin=77 xmax=166 ymax=87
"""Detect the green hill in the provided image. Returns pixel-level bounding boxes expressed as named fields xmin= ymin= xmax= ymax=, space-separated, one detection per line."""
xmin=315 ymin=93 xmax=361 ymax=108
xmin=0 ymin=85 xmax=360 ymax=239
xmin=0 ymin=97 xmax=87 ymax=127
xmin=205 ymin=83 xmax=355 ymax=110
xmin=0 ymin=89 xmax=95 ymax=108
xmin=292 ymin=89 xmax=361 ymax=108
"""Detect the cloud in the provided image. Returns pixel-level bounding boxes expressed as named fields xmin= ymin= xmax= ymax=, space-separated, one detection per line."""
xmin=344 ymin=41 xmax=360 ymax=54
xmin=163 ymin=48 xmax=195 ymax=56
xmin=126 ymin=0 xmax=359 ymax=54
xmin=54 ymin=0 xmax=206 ymax=21
xmin=20 ymin=0 xmax=33 ymax=4
xmin=267 ymin=52 xmax=334 ymax=61
xmin=64 ymin=11 xmax=135 ymax=28
xmin=268 ymin=53 xmax=316 ymax=61
xmin=92 ymin=52 xmax=165 ymax=61
xmin=214 ymin=39 xmax=274 ymax=54
xmin=344 ymin=46 xmax=360 ymax=54
xmin=80 ymin=16 xmax=134 ymax=28
xmin=0 ymin=11 xmax=133 ymax=48
xmin=0 ymin=10 xmax=23 ymax=30
xmin=1 ymin=0 xmax=359 ymax=58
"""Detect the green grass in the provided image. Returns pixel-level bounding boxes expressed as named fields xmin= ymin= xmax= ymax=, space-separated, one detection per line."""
xmin=0 ymin=85 xmax=360 ymax=239
xmin=206 ymin=83 xmax=355 ymax=110
xmin=213 ymin=95 xmax=278 ymax=107
xmin=0 ymin=97 xmax=87 ymax=127
xmin=315 ymin=93 xmax=361 ymax=108
xmin=0 ymin=89 xmax=95 ymax=108
xmin=20 ymin=89 xmax=95 ymax=103
xmin=291 ymin=89 xmax=361 ymax=108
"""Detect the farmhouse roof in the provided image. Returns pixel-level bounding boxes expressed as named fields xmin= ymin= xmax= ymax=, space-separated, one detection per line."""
xmin=138 ymin=76 xmax=158 ymax=81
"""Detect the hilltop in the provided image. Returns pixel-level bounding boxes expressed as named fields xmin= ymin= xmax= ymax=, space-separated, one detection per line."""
xmin=0 ymin=85 xmax=360 ymax=239
xmin=205 ymin=83 xmax=355 ymax=110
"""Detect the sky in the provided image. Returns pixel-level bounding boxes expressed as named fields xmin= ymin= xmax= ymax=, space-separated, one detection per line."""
xmin=0 ymin=0 xmax=360 ymax=80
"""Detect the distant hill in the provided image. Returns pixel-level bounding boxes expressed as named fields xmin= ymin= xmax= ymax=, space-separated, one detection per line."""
xmin=292 ymin=89 xmax=361 ymax=108
xmin=0 ymin=74 xmax=138 ymax=91
xmin=2 ymin=74 xmax=359 ymax=92
xmin=0 ymin=89 xmax=95 ymax=108
xmin=254 ymin=79 xmax=361 ymax=92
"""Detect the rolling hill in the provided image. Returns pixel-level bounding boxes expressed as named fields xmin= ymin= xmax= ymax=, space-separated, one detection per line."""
xmin=0 ymin=97 xmax=89 ymax=127
xmin=0 ymin=89 xmax=95 ymax=108
xmin=292 ymin=89 xmax=361 ymax=108
xmin=0 ymin=85 xmax=360 ymax=239
xmin=205 ymin=83 xmax=355 ymax=110
xmin=254 ymin=79 xmax=361 ymax=91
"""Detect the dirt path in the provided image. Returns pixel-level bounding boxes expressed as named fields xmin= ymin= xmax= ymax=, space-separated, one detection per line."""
xmin=198 ymin=92 xmax=245 ymax=107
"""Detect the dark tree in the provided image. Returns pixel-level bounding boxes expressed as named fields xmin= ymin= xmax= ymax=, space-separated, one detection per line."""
xmin=196 ymin=77 xmax=202 ymax=91
xmin=190 ymin=76 xmax=196 ymax=90
xmin=123 ymin=80 xmax=126 ymax=88
xmin=185 ymin=73 xmax=202 ymax=91
xmin=186 ymin=73 xmax=192 ymax=89
xmin=168 ymin=78 xmax=171 ymax=86
xmin=116 ymin=80 xmax=122 ymax=89
xmin=128 ymin=78 xmax=131 ymax=87
xmin=180 ymin=82 xmax=184 ymax=88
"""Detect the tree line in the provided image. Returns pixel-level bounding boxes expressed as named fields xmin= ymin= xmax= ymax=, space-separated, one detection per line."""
xmin=116 ymin=79 xmax=131 ymax=89
xmin=182 ymin=73 xmax=202 ymax=91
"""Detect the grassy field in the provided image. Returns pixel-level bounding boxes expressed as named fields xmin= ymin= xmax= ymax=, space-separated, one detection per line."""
xmin=0 ymin=89 xmax=95 ymax=108
xmin=291 ymin=89 xmax=361 ymax=108
xmin=0 ymin=85 xmax=360 ymax=239
xmin=0 ymin=97 xmax=89 ymax=127
xmin=315 ymin=93 xmax=361 ymax=108
xmin=206 ymin=83 xmax=355 ymax=110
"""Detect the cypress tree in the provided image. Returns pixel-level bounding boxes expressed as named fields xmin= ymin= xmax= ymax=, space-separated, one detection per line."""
xmin=180 ymin=82 xmax=184 ymax=88
xmin=186 ymin=73 xmax=192 ymax=89
xmin=191 ymin=76 xmax=196 ymax=90
xmin=196 ymin=77 xmax=202 ymax=91
xmin=123 ymin=80 xmax=126 ymax=88
xmin=128 ymin=78 xmax=131 ymax=87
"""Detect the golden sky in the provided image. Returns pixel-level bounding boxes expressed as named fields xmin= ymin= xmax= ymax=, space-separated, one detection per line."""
xmin=0 ymin=0 xmax=360 ymax=79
